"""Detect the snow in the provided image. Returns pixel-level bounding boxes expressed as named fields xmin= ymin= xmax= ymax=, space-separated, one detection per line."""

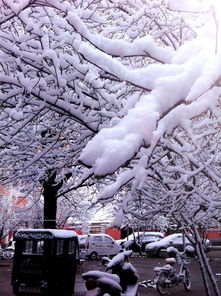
xmin=15 ymin=228 xmax=77 ymax=239
xmin=0 ymin=0 xmax=220 ymax=261
xmin=82 ymin=270 xmax=120 ymax=283
xmin=146 ymin=233 xmax=188 ymax=249
xmin=95 ymin=276 xmax=122 ymax=293
xmin=67 ymin=12 xmax=174 ymax=63
xmin=168 ymin=0 xmax=212 ymax=12
xmin=90 ymin=134 xmax=143 ymax=176
xmin=79 ymin=16 xmax=221 ymax=176
xmin=1 ymin=0 xmax=31 ymax=15
xmin=1 ymin=3 xmax=220 ymax=292
xmin=82 ymin=271 xmax=122 ymax=295
xmin=9 ymin=109 xmax=24 ymax=121
xmin=145 ymin=233 xmax=211 ymax=250
xmin=125 ymin=232 xmax=164 ymax=241
xmin=83 ymin=250 xmax=139 ymax=296
xmin=106 ymin=250 xmax=133 ymax=269
xmin=118 ymin=232 xmax=164 ymax=249
xmin=100 ymin=170 xmax=134 ymax=200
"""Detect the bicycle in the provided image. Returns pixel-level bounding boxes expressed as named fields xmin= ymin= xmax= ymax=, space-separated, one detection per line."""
xmin=153 ymin=246 xmax=192 ymax=295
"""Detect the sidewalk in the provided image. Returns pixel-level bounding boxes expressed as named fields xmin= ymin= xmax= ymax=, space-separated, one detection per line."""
xmin=0 ymin=261 xmax=12 ymax=296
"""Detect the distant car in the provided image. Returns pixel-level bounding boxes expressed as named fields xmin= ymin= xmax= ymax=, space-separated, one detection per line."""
xmin=77 ymin=235 xmax=88 ymax=260
xmin=78 ymin=235 xmax=88 ymax=249
xmin=117 ymin=231 xmax=164 ymax=252
xmin=78 ymin=234 xmax=121 ymax=259
xmin=145 ymin=233 xmax=211 ymax=257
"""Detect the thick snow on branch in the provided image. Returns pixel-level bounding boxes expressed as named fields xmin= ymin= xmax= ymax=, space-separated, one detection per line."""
xmin=67 ymin=12 xmax=174 ymax=63
xmin=152 ymin=87 xmax=221 ymax=145
xmin=168 ymin=0 xmax=212 ymax=12
xmin=74 ymin=40 xmax=178 ymax=90
xmin=80 ymin=26 xmax=221 ymax=176
xmin=0 ymin=0 xmax=30 ymax=15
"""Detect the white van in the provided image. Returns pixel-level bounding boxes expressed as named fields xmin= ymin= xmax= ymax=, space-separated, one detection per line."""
xmin=84 ymin=234 xmax=121 ymax=259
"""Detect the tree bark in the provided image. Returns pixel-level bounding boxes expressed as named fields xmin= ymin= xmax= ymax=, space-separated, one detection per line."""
xmin=0 ymin=226 xmax=4 ymax=241
xmin=195 ymin=243 xmax=211 ymax=296
xmin=193 ymin=224 xmax=221 ymax=296
xmin=42 ymin=171 xmax=62 ymax=229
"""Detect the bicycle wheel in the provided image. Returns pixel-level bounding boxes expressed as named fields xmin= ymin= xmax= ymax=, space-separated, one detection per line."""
xmin=183 ymin=268 xmax=191 ymax=291
xmin=156 ymin=271 xmax=169 ymax=295
xmin=2 ymin=250 xmax=14 ymax=260
xmin=89 ymin=251 xmax=98 ymax=260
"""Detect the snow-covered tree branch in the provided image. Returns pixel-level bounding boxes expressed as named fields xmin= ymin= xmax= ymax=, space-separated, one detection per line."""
xmin=0 ymin=0 xmax=220 ymax=230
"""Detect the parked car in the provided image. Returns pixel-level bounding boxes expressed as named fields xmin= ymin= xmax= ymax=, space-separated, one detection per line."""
xmin=78 ymin=235 xmax=88 ymax=249
xmin=83 ymin=234 xmax=121 ymax=259
xmin=145 ymin=233 xmax=211 ymax=257
xmin=117 ymin=231 xmax=164 ymax=252
xmin=77 ymin=235 xmax=88 ymax=262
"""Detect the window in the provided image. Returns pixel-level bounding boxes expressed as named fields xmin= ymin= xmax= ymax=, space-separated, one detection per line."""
xmin=104 ymin=236 xmax=114 ymax=248
xmin=56 ymin=240 xmax=64 ymax=255
xmin=68 ymin=240 xmax=75 ymax=255
xmin=93 ymin=236 xmax=102 ymax=243
xmin=104 ymin=237 xmax=113 ymax=243
xmin=93 ymin=236 xmax=102 ymax=247
xmin=23 ymin=240 xmax=44 ymax=254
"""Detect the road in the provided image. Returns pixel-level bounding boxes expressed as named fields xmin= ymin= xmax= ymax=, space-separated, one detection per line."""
xmin=0 ymin=251 xmax=220 ymax=296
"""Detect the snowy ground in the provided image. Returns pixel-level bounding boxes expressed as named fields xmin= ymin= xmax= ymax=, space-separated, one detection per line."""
xmin=0 ymin=251 xmax=220 ymax=296
xmin=75 ymin=251 xmax=220 ymax=296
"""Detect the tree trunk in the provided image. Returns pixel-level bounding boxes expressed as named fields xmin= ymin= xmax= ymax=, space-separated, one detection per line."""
xmin=193 ymin=224 xmax=221 ymax=296
xmin=42 ymin=171 xmax=62 ymax=229
xmin=195 ymin=243 xmax=211 ymax=296
xmin=181 ymin=216 xmax=221 ymax=296
xmin=0 ymin=226 xmax=4 ymax=241
xmin=43 ymin=190 xmax=57 ymax=229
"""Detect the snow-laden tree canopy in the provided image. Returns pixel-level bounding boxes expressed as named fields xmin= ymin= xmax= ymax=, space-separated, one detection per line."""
xmin=0 ymin=0 xmax=220 ymax=229
xmin=0 ymin=185 xmax=37 ymax=240
xmin=78 ymin=4 xmax=220 ymax=176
